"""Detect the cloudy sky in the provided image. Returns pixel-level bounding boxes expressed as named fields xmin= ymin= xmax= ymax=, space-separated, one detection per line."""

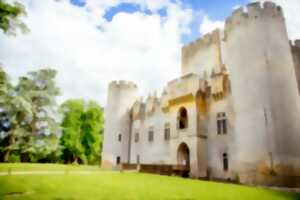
xmin=1 ymin=0 xmax=300 ymax=105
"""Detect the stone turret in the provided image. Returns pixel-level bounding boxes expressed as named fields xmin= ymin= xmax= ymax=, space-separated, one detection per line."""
xmin=102 ymin=80 xmax=138 ymax=169
xmin=224 ymin=1 xmax=300 ymax=185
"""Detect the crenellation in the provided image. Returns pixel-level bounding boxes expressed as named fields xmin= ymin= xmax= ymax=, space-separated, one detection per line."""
xmin=225 ymin=1 xmax=285 ymax=41
xmin=109 ymin=80 xmax=137 ymax=90
xmin=262 ymin=1 xmax=282 ymax=17
xmin=263 ymin=1 xmax=276 ymax=9
xmin=182 ymin=29 xmax=220 ymax=61
xmin=247 ymin=2 xmax=262 ymax=18
xmin=230 ymin=7 xmax=248 ymax=24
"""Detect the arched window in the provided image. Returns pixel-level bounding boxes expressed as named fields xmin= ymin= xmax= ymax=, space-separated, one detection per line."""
xmin=178 ymin=107 xmax=188 ymax=129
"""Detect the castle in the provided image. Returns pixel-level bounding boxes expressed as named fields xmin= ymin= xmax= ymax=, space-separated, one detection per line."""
xmin=102 ymin=1 xmax=300 ymax=187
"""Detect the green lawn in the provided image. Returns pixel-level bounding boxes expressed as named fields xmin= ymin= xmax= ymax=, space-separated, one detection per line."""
xmin=0 ymin=163 xmax=101 ymax=172
xmin=0 ymin=164 xmax=299 ymax=200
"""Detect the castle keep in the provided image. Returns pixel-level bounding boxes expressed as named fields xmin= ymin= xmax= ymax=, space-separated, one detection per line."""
xmin=102 ymin=1 xmax=300 ymax=186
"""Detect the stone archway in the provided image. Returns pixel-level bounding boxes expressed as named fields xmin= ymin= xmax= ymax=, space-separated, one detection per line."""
xmin=177 ymin=143 xmax=190 ymax=169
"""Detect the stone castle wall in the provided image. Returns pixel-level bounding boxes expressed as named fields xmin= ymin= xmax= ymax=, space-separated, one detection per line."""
xmin=102 ymin=1 xmax=300 ymax=187
xmin=224 ymin=1 xmax=300 ymax=185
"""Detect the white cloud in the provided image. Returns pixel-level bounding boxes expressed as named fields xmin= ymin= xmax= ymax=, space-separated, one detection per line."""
xmin=199 ymin=15 xmax=224 ymax=35
xmin=232 ymin=5 xmax=241 ymax=10
xmin=0 ymin=0 xmax=192 ymax=105
xmin=252 ymin=0 xmax=300 ymax=41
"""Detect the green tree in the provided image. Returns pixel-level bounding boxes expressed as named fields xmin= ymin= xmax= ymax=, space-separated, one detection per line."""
xmin=0 ymin=67 xmax=14 ymax=161
xmin=15 ymin=69 xmax=61 ymax=162
xmin=81 ymin=101 xmax=103 ymax=164
xmin=60 ymin=99 xmax=103 ymax=164
xmin=0 ymin=0 xmax=29 ymax=35
xmin=60 ymin=99 xmax=85 ymax=163
xmin=0 ymin=68 xmax=61 ymax=162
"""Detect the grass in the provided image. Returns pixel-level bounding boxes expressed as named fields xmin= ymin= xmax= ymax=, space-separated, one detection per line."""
xmin=0 ymin=164 xmax=299 ymax=200
xmin=0 ymin=163 xmax=101 ymax=172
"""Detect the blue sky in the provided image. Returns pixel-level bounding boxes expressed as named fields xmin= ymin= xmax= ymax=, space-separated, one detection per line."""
xmin=70 ymin=0 xmax=249 ymax=43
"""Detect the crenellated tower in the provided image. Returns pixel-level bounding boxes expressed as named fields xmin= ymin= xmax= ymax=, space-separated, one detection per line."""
xmin=102 ymin=80 xmax=138 ymax=169
xmin=224 ymin=1 xmax=300 ymax=185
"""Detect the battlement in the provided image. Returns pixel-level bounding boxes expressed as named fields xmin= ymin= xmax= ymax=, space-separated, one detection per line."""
xmin=225 ymin=1 xmax=284 ymax=39
xmin=109 ymin=80 xmax=137 ymax=90
xmin=182 ymin=29 xmax=220 ymax=60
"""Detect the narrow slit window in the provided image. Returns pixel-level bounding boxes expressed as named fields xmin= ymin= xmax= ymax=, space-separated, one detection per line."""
xmin=223 ymin=153 xmax=228 ymax=171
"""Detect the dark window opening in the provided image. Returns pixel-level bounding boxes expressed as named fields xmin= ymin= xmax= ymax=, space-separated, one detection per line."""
xmin=116 ymin=156 xmax=121 ymax=165
xmin=178 ymin=107 xmax=188 ymax=129
xmin=223 ymin=153 xmax=228 ymax=171
xmin=217 ymin=112 xmax=227 ymax=135
xmin=222 ymin=119 xmax=227 ymax=134
xmin=164 ymin=123 xmax=170 ymax=141
xmin=148 ymin=128 xmax=154 ymax=142
xmin=118 ymin=134 xmax=122 ymax=142
xmin=217 ymin=120 xmax=222 ymax=134
xmin=164 ymin=128 xmax=170 ymax=141
xmin=134 ymin=133 xmax=139 ymax=143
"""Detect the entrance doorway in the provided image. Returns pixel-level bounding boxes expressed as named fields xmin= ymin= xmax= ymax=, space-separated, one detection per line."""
xmin=177 ymin=143 xmax=190 ymax=177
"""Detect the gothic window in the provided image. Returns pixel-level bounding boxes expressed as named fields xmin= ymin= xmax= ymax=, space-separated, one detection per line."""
xmin=148 ymin=127 xmax=154 ymax=142
xmin=116 ymin=156 xmax=121 ymax=165
xmin=164 ymin=123 xmax=170 ymax=141
xmin=217 ymin=112 xmax=227 ymax=135
xmin=178 ymin=107 xmax=188 ymax=130
xmin=134 ymin=132 xmax=139 ymax=143
xmin=223 ymin=153 xmax=228 ymax=171
xmin=118 ymin=134 xmax=122 ymax=142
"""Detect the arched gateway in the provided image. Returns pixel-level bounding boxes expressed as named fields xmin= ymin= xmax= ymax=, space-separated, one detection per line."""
xmin=177 ymin=143 xmax=190 ymax=169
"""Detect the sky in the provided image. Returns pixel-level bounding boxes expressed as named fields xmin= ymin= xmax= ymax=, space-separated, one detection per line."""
xmin=1 ymin=0 xmax=300 ymax=105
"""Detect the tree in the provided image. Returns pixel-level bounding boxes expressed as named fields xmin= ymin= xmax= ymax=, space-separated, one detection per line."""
xmin=15 ymin=69 xmax=61 ymax=162
xmin=0 ymin=67 xmax=13 ymax=161
xmin=81 ymin=101 xmax=103 ymax=164
xmin=0 ymin=0 xmax=29 ymax=35
xmin=60 ymin=99 xmax=85 ymax=163
xmin=0 ymin=68 xmax=61 ymax=162
xmin=60 ymin=99 xmax=103 ymax=164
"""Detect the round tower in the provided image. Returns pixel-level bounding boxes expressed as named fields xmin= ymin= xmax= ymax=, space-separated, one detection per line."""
xmin=224 ymin=2 xmax=300 ymax=185
xmin=102 ymin=80 xmax=138 ymax=169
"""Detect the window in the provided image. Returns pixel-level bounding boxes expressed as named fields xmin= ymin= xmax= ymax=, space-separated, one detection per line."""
xmin=137 ymin=155 xmax=140 ymax=164
xmin=118 ymin=134 xmax=122 ymax=142
xmin=134 ymin=133 xmax=139 ymax=143
xmin=164 ymin=123 xmax=170 ymax=141
xmin=178 ymin=107 xmax=188 ymax=129
xmin=148 ymin=127 xmax=154 ymax=142
xmin=217 ymin=112 xmax=227 ymax=135
xmin=223 ymin=153 xmax=228 ymax=171
xmin=116 ymin=156 xmax=121 ymax=165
